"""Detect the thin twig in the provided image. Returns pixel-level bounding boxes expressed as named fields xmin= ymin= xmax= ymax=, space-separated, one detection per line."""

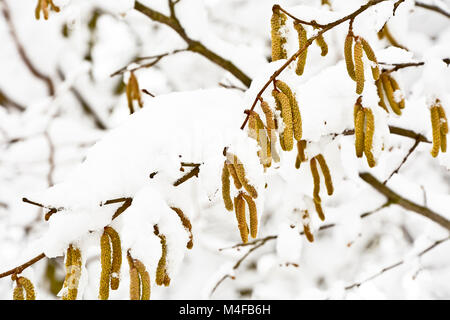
xmin=345 ymin=236 xmax=450 ymax=290
xmin=415 ymin=1 xmax=450 ymax=19
xmin=1 ymin=0 xmax=55 ymax=96
xmin=360 ymin=172 xmax=450 ymax=231
xmin=383 ymin=137 xmax=421 ymax=184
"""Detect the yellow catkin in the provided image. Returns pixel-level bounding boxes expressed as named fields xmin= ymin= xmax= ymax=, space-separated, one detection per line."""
xmin=99 ymin=232 xmax=112 ymax=300
xmin=156 ymin=234 xmax=169 ymax=286
xmin=231 ymin=155 xmax=258 ymax=199
xmin=248 ymin=113 xmax=258 ymax=140
xmin=375 ymin=78 xmax=389 ymax=112
xmin=234 ymin=194 xmax=249 ymax=244
xmin=276 ymin=80 xmax=302 ymax=141
xmin=360 ymin=37 xmax=380 ymax=81
xmin=295 ymin=140 xmax=307 ymax=169
xmin=315 ymin=154 xmax=334 ymax=196
xmin=274 ymin=91 xmax=294 ymax=151
xmin=271 ymin=6 xmax=287 ymax=61
xmin=133 ymin=259 xmax=150 ymax=300
xmin=221 ymin=162 xmax=234 ymax=211
xmin=310 ymin=158 xmax=325 ymax=221
xmin=315 ymin=33 xmax=328 ymax=57
xmin=293 ymin=22 xmax=308 ymax=76
xmin=35 ymin=0 xmax=60 ymax=20
xmin=364 ymin=108 xmax=376 ymax=167
xmin=355 ymin=108 xmax=365 ymax=158
xmin=344 ymin=33 xmax=356 ymax=81
xmin=171 ymin=207 xmax=194 ymax=249
xmin=104 ymin=227 xmax=122 ymax=290
xmin=354 ymin=38 xmax=364 ymax=95
xmin=127 ymin=255 xmax=140 ymax=300
xmin=13 ymin=283 xmax=24 ymax=300
xmin=379 ymin=24 xmax=406 ymax=50
xmin=430 ymin=106 xmax=441 ymax=157
xmin=242 ymin=193 xmax=258 ymax=239
xmin=389 ymin=76 xmax=405 ymax=109
xmin=18 ymin=277 xmax=35 ymax=300
xmin=381 ymin=73 xmax=401 ymax=115
xmin=260 ymin=100 xmax=275 ymax=136
xmin=248 ymin=111 xmax=272 ymax=167
xmin=226 ymin=153 xmax=242 ymax=190
xmin=63 ymin=245 xmax=81 ymax=300
xmin=437 ymin=103 xmax=448 ymax=152
xmin=302 ymin=211 xmax=314 ymax=243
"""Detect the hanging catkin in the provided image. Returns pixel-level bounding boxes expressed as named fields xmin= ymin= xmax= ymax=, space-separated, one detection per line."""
xmin=354 ymin=38 xmax=364 ymax=95
xmin=360 ymin=37 xmax=380 ymax=81
xmin=221 ymin=162 xmax=234 ymax=211
xmin=315 ymin=32 xmax=328 ymax=57
xmin=355 ymin=106 xmax=365 ymax=158
xmin=133 ymin=259 xmax=150 ymax=300
xmin=310 ymin=158 xmax=325 ymax=220
xmin=273 ymin=90 xmax=294 ymax=151
xmin=344 ymin=33 xmax=356 ymax=81
xmin=156 ymin=233 xmax=169 ymax=286
xmin=363 ymin=108 xmax=376 ymax=167
xmin=234 ymin=194 xmax=249 ymax=243
xmin=302 ymin=210 xmax=314 ymax=243
xmin=437 ymin=102 xmax=448 ymax=152
xmin=99 ymin=232 xmax=112 ymax=300
xmin=230 ymin=154 xmax=258 ymax=199
xmin=294 ymin=22 xmax=308 ymax=76
xmin=260 ymin=100 xmax=276 ymax=136
xmin=62 ymin=245 xmax=81 ymax=300
xmin=35 ymin=0 xmax=60 ymax=20
xmin=430 ymin=105 xmax=441 ymax=157
xmin=127 ymin=254 xmax=140 ymax=300
xmin=276 ymin=80 xmax=302 ymax=141
xmin=389 ymin=76 xmax=405 ymax=109
xmin=295 ymin=140 xmax=307 ymax=169
xmin=271 ymin=5 xmax=287 ymax=61
xmin=104 ymin=227 xmax=122 ymax=290
xmin=381 ymin=74 xmax=401 ymax=115
xmin=171 ymin=207 xmax=194 ymax=249
xmin=242 ymin=193 xmax=258 ymax=239
xmin=375 ymin=79 xmax=389 ymax=113
xmin=13 ymin=281 xmax=24 ymax=300
xmin=316 ymin=154 xmax=333 ymax=196
xmin=18 ymin=277 xmax=35 ymax=300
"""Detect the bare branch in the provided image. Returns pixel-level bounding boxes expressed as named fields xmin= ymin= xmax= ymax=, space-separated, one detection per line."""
xmin=360 ymin=172 xmax=450 ymax=231
xmin=415 ymin=1 xmax=450 ymax=19
xmin=134 ymin=1 xmax=252 ymax=87
xmin=383 ymin=137 xmax=421 ymax=184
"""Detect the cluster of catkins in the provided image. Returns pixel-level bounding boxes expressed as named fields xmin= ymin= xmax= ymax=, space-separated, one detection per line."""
xmin=35 ymin=0 xmax=60 ymax=20
xmin=52 ymin=206 xmax=193 ymax=300
xmin=220 ymin=7 xmax=338 ymax=243
xmin=12 ymin=274 xmax=36 ymax=300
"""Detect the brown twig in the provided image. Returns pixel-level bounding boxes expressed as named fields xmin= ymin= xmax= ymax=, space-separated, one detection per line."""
xmin=1 ymin=0 xmax=55 ymax=96
xmin=360 ymin=172 xmax=450 ymax=231
xmin=415 ymin=1 xmax=450 ymax=19
xmin=0 ymin=88 xmax=25 ymax=111
xmin=134 ymin=1 xmax=252 ymax=88
xmin=383 ymin=137 xmax=421 ymax=185
xmin=173 ymin=164 xmax=200 ymax=186
xmin=0 ymin=253 xmax=46 ymax=279
xmin=240 ymin=0 xmax=390 ymax=130
xmin=44 ymin=131 xmax=55 ymax=187
xmin=345 ymin=236 xmax=450 ymax=290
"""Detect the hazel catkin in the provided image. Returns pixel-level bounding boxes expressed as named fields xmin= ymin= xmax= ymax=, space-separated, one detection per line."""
xmin=430 ymin=105 xmax=441 ymax=158
xmin=18 ymin=277 xmax=35 ymax=300
xmin=273 ymin=90 xmax=294 ymax=151
xmin=295 ymin=140 xmax=307 ymax=169
xmin=242 ymin=193 xmax=258 ymax=239
xmin=13 ymin=282 xmax=24 ymax=300
xmin=35 ymin=0 xmax=60 ymax=20
xmin=234 ymin=194 xmax=249 ymax=244
xmin=344 ymin=33 xmax=356 ymax=81
xmin=354 ymin=38 xmax=365 ymax=95
xmin=133 ymin=259 xmax=150 ymax=300
xmin=363 ymin=108 xmax=376 ymax=167
xmin=315 ymin=154 xmax=333 ymax=196
xmin=221 ymin=162 xmax=234 ymax=211
xmin=104 ymin=227 xmax=122 ymax=290
xmin=271 ymin=5 xmax=287 ymax=61
xmin=360 ymin=37 xmax=380 ymax=80
xmin=302 ymin=210 xmax=314 ymax=243
xmin=381 ymin=73 xmax=401 ymax=115
xmin=230 ymin=154 xmax=258 ymax=199
xmin=276 ymin=80 xmax=302 ymax=142
xmin=171 ymin=207 xmax=194 ymax=249
xmin=355 ymin=107 xmax=365 ymax=158
xmin=99 ymin=232 xmax=112 ymax=300
xmin=294 ymin=22 xmax=308 ymax=76
xmin=156 ymin=234 xmax=169 ymax=287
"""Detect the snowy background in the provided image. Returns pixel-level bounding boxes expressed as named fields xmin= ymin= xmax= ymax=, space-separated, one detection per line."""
xmin=0 ymin=0 xmax=449 ymax=300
